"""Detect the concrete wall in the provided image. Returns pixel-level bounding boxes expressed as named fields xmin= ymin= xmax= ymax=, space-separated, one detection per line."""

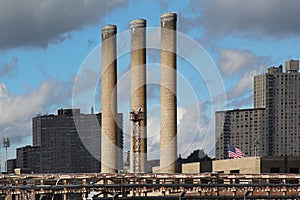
xmin=157 ymin=156 xmax=300 ymax=174
xmin=152 ymin=166 xmax=161 ymax=173
xmin=213 ymin=157 xmax=261 ymax=174
xmin=182 ymin=161 xmax=212 ymax=173
xmin=261 ymin=156 xmax=300 ymax=173
xmin=182 ymin=162 xmax=200 ymax=173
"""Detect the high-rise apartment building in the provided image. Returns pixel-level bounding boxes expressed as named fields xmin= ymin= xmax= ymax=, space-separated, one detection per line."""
xmin=216 ymin=60 xmax=300 ymax=159
xmin=14 ymin=108 xmax=123 ymax=173
xmin=215 ymin=108 xmax=265 ymax=160
xmin=254 ymin=60 xmax=299 ymax=156
xmin=32 ymin=108 xmax=102 ymax=173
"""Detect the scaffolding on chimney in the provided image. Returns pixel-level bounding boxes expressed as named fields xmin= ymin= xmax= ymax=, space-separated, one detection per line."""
xmin=130 ymin=109 xmax=144 ymax=173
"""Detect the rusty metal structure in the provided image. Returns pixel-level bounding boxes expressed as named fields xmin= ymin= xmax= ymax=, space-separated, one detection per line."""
xmin=1 ymin=173 xmax=300 ymax=199
xmin=130 ymin=109 xmax=145 ymax=173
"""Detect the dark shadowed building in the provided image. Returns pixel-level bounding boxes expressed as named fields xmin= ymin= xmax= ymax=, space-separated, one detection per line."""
xmin=13 ymin=108 xmax=123 ymax=173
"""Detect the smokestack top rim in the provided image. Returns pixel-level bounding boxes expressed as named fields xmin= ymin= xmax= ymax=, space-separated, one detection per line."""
xmin=130 ymin=19 xmax=146 ymax=28
xmin=161 ymin=12 xmax=177 ymax=22
xmin=101 ymin=24 xmax=117 ymax=33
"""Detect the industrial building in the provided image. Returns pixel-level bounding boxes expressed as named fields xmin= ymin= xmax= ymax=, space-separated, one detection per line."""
xmin=8 ymin=12 xmax=180 ymax=174
xmin=213 ymin=156 xmax=300 ymax=174
xmin=8 ymin=108 xmax=123 ymax=173
xmin=99 ymin=13 xmax=179 ymax=173
xmin=182 ymin=156 xmax=300 ymax=174
xmin=216 ymin=60 xmax=300 ymax=159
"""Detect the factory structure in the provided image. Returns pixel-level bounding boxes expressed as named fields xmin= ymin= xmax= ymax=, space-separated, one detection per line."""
xmin=7 ymin=13 xmax=179 ymax=174
xmin=3 ymin=11 xmax=300 ymax=200
xmin=6 ymin=12 xmax=300 ymax=175
xmin=101 ymin=13 xmax=178 ymax=173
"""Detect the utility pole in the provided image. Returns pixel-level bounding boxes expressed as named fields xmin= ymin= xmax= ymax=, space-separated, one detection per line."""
xmin=130 ymin=109 xmax=144 ymax=173
xmin=3 ymin=137 xmax=10 ymax=173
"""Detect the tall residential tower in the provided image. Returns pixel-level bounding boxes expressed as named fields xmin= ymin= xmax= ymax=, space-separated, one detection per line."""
xmin=254 ymin=60 xmax=300 ymax=156
xmin=216 ymin=60 xmax=300 ymax=159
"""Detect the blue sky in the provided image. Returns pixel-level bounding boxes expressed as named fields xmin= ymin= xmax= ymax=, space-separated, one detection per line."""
xmin=1 ymin=0 xmax=300 ymax=169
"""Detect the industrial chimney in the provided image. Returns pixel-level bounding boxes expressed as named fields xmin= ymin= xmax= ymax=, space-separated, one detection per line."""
xmin=160 ymin=13 xmax=177 ymax=173
xmin=130 ymin=19 xmax=147 ymax=173
xmin=101 ymin=25 xmax=118 ymax=173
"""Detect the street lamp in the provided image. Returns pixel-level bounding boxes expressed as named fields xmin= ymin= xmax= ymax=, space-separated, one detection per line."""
xmin=3 ymin=137 xmax=10 ymax=173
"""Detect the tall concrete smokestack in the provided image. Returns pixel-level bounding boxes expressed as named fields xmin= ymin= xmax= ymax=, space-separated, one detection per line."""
xmin=101 ymin=25 xmax=117 ymax=173
xmin=130 ymin=19 xmax=147 ymax=173
xmin=160 ymin=13 xmax=177 ymax=173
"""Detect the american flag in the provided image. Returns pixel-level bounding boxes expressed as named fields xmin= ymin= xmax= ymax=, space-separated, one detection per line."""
xmin=228 ymin=144 xmax=245 ymax=159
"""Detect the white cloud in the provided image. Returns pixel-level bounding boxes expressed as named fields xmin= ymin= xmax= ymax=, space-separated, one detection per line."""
xmin=219 ymin=49 xmax=257 ymax=76
xmin=146 ymin=101 xmax=214 ymax=159
xmin=229 ymin=66 xmax=265 ymax=99
xmin=228 ymin=94 xmax=253 ymax=109
xmin=147 ymin=115 xmax=161 ymax=160
xmin=0 ymin=79 xmax=72 ymax=141
xmin=177 ymin=101 xmax=213 ymax=157
xmin=0 ymin=0 xmax=127 ymax=50
xmin=218 ymin=48 xmax=269 ymax=100
xmin=185 ymin=0 xmax=300 ymax=39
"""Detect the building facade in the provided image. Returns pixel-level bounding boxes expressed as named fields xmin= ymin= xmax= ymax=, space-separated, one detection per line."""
xmin=16 ymin=146 xmax=41 ymax=173
xmin=33 ymin=108 xmax=102 ymax=173
xmin=215 ymin=108 xmax=265 ymax=160
xmin=216 ymin=60 xmax=300 ymax=159
xmin=254 ymin=60 xmax=300 ymax=156
xmin=213 ymin=156 xmax=300 ymax=174
xmin=6 ymin=159 xmax=16 ymax=174
xmin=15 ymin=108 xmax=123 ymax=173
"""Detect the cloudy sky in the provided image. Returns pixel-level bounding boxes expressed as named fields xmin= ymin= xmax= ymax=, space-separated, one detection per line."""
xmin=1 ymin=0 xmax=300 ymax=169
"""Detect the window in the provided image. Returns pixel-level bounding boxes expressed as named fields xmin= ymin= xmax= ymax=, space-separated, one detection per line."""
xmin=270 ymin=168 xmax=280 ymax=173
xmin=289 ymin=168 xmax=299 ymax=173
xmin=230 ymin=169 xmax=240 ymax=174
